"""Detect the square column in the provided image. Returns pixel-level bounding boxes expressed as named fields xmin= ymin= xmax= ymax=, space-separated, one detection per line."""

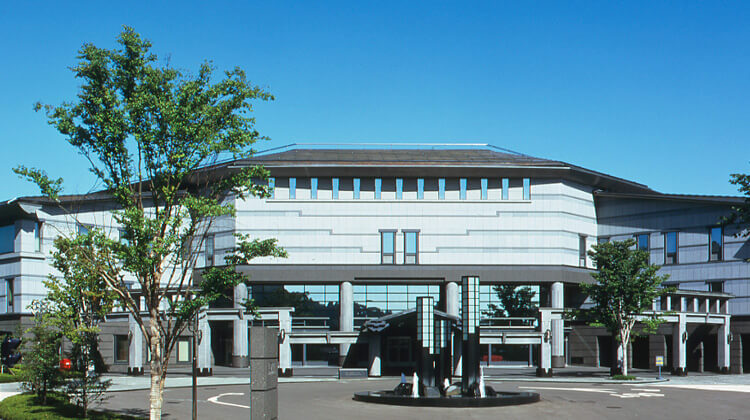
xmin=197 ymin=308 xmax=212 ymax=375
xmin=232 ymin=283 xmax=249 ymax=368
xmin=461 ymin=276 xmax=481 ymax=391
xmin=339 ymin=281 xmax=353 ymax=366
xmin=538 ymin=309 xmax=552 ymax=377
xmin=718 ymin=316 xmax=731 ymax=373
xmin=127 ymin=314 xmax=143 ymax=375
xmin=672 ymin=313 xmax=687 ymax=376
xmin=551 ymin=282 xmax=565 ymax=368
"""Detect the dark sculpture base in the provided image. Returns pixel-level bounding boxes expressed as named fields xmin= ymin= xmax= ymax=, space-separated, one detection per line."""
xmin=354 ymin=384 xmax=540 ymax=407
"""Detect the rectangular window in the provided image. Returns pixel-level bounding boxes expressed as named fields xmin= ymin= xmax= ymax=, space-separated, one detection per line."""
xmin=597 ymin=237 xmax=609 ymax=244
xmin=177 ymin=338 xmax=190 ymax=362
xmin=375 ymin=178 xmax=382 ymax=200
xmin=0 ymin=225 xmax=13 ymax=254
xmin=114 ymin=334 xmax=129 ymax=362
xmin=289 ymin=177 xmax=297 ymax=199
xmin=579 ymin=235 xmax=587 ymax=267
xmin=5 ymin=279 xmax=13 ymax=313
xmin=636 ymin=234 xmax=649 ymax=251
xmin=708 ymin=281 xmax=724 ymax=293
xmin=501 ymin=178 xmax=509 ymax=200
xmin=310 ymin=177 xmax=318 ymax=199
xmin=523 ymin=178 xmax=531 ymax=200
xmin=332 ymin=178 xmax=339 ymax=200
xmin=396 ymin=178 xmax=403 ymax=200
xmin=459 ymin=178 xmax=467 ymax=200
xmin=709 ymin=226 xmax=723 ymax=261
xmin=205 ymin=235 xmax=215 ymax=267
xmin=381 ymin=231 xmax=395 ymax=264
xmin=438 ymin=179 xmax=445 ymax=200
xmin=268 ymin=177 xmax=275 ymax=199
xmin=353 ymin=178 xmax=361 ymax=199
xmin=404 ymin=231 xmax=419 ymax=264
xmin=480 ymin=178 xmax=488 ymax=200
xmin=665 ymin=232 xmax=678 ymax=265
xmin=34 ymin=222 xmax=42 ymax=252
xmin=77 ymin=224 xmax=89 ymax=236
xmin=417 ymin=178 xmax=424 ymax=200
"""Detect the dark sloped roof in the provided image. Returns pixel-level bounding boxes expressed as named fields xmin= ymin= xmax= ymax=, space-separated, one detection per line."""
xmin=242 ymin=148 xmax=564 ymax=167
xmin=594 ymin=191 xmax=745 ymax=205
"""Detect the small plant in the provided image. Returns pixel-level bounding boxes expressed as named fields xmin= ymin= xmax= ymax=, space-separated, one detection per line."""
xmin=611 ymin=374 xmax=637 ymax=380
xmin=19 ymin=301 xmax=64 ymax=404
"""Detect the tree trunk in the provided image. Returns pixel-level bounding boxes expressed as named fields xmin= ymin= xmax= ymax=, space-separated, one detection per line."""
xmin=620 ymin=328 xmax=630 ymax=377
xmin=149 ymin=319 xmax=164 ymax=420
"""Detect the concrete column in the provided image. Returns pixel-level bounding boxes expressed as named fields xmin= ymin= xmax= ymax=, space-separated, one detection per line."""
xmin=232 ymin=283 xmax=249 ymax=368
xmin=339 ymin=281 xmax=354 ymax=366
xmin=538 ymin=309 xmax=552 ymax=377
xmin=368 ymin=336 xmax=381 ymax=377
xmin=452 ymin=331 xmax=463 ymax=376
xmin=718 ymin=316 xmax=731 ymax=373
xmin=672 ymin=313 xmax=687 ymax=376
xmin=551 ymin=282 xmax=565 ymax=368
xmin=278 ymin=309 xmax=292 ymax=376
xmin=127 ymin=314 xmax=143 ymax=375
xmin=666 ymin=295 xmax=672 ymax=311
xmin=445 ymin=281 xmax=459 ymax=317
xmin=197 ymin=308 xmax=212 ymax=375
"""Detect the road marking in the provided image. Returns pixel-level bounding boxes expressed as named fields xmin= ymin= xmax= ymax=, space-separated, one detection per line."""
xmin=659 ymin=384 xmax=750 ymax=393
xmin=520 ymin=386 xmax=615 ymax=393
xmin=207 ymin=392 xmax=249 ymax=409
xmin=519 ymin=386 xmax=664 ymax=399
xmin=633 ymin=388 xmax=660 ymax=392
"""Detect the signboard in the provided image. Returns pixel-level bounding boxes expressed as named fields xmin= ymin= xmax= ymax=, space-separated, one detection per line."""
xmin=655 ymin=356 xmax=664 ymax=367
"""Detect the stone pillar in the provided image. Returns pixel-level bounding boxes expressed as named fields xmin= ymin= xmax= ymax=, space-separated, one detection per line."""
xmin=718 ymin=316 xmax=731 ymax=373
xmin=551 ymin=281 xmax=565 ymax=368
xmin=250 ymin=327 xmax=278 ymax=420
xmin=127 ymin=314 xmax=143 ymax=375
xmin=672 ymin=313 xmax=687 ymax=376
xmin=339 ymin=281 xmax=354 ymax=366
xmin=368 ymin=336 xmax=381 ymax=377
xmin=538 ymin=309 xmax=552 ymax=377
xmin=197 ymin=308 xmax=212 ymax=375
xmin=277 ymin=309 xmax=292 ymax=376
xmin=232 ymin=283 xmax=249 ymax=368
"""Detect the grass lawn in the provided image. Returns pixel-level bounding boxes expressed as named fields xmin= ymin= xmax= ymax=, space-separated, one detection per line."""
xmin=0 ymin=393 xmax=143 ymax=420
xmin=0 ymin=369 xmax=22 ymax=383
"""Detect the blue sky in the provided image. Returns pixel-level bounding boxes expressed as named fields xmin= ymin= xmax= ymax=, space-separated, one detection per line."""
xmin=2 ymin=1 xmax=750 ymax=198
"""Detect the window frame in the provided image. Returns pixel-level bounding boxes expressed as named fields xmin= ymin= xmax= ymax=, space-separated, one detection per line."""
xmin=480 ymin=178 xmax=488 ymax=200
xmin=353 ymin=178 xmax=361 ymax=199
xmin=289 ymin=177 xmax=297 ymax=199
xmin=268 ymin=177 xmax=275 ymax=199
xmin=635 ymin=233 xmax=650 ymax=251
xmin=459 ymin=178 xmax=467 ymax=200
xmin=380 ymin=230 xmax=396 ymax=265
xmin=34 ymin=222 xmax=42 ymax=252
xmin=310 ymin=177 xmax=318 ymax=199
xmin=375 ymin=178 xmax=382 ymax=200
xmin=205 ymin=235 xmax=215 ymax=267
xmin=523 ymin=178 xmax=531 ymax=200
xmin=332 ymin=178 xmax=339 ymax=200
xmin=501 ymin=178 xmax=509 ymax=200
xmin=114 ymin=334 xmax=129 ymax=363
xmin=664 ymin=231 xmax=679 ymax=265
xmin=403 ymin=230 xmax=419 ymax=265
xmin=579 ymin=235 xmax=587 ymax=267
xmin=709 ymin=226 xmax=723 ymax=262
xmin=438 ymin=179 xmax=445 ymax=200
xmin=396 ymin=178 xmax=403 ymax=200
xmin=0 ymin=224 xmax=14 ymax=254
xmin=5 ymin=278 xmax=13 ymax=313
xmin=417 ymin=178 xmax=424 ymax=200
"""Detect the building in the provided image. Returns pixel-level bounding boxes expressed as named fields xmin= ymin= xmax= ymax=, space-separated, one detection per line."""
xmin=0 ymin=144 xmax=746 ymax=376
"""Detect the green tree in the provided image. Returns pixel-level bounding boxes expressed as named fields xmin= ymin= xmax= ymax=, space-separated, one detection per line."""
xmin=44 ymin=231 xmax=116 ymax=417
xmin=16 ymin=27 xmax=285 ymax=420
xmin=482 ymin=285 xmax=538 ymax=319
xmin=726 ymin=172 xmax=750 ymax=235
xmin=581 ymin=239 xmax=669 ymax=376
xmin=19 ymin=301 xmax=64 ymax=405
